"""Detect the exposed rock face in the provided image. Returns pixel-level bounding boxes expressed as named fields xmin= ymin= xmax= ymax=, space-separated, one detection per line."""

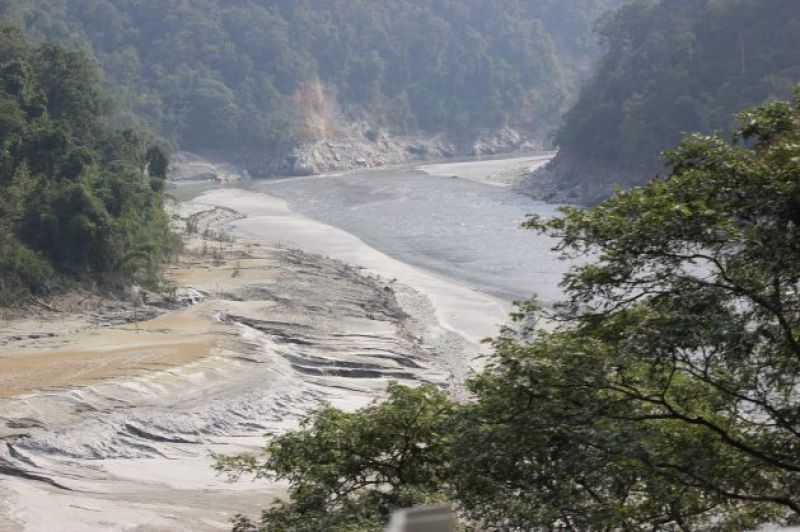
xmin=168 ymin=151 xmax=251 ymax=182
xmin=245 ymin=127 xmax=545 ymax=178
xmin=470 ymin=126 xmax=541 ymax=156
xmin=167 ymin=87 xmax=545 ymax=181
xmin=516 ymin=151 xmax=661 ymax=206
xmin=169 ymin=76 xmax=545 ymax=180
xmin=274 ymin=134 xmax=455 ymax=176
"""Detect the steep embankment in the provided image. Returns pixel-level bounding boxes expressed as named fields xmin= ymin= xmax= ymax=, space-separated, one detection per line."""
xmin=189 ymin=76 xmax=547 ymax=177
xmin=517 ymin=153 xmax=640 ymax=204
xmin=170 ymin=80 xmax=545 ymax=179
xmin=524 ymin=0 xmax=800 ymax=204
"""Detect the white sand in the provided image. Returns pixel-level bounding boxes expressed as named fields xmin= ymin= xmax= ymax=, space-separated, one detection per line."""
xmin=0 ymin=187 xmax=513 ymax=531
xmin=193 ymin=188 xmax=510 ymax=349
xmin=417 ymin=153 xmax=555 ymax=188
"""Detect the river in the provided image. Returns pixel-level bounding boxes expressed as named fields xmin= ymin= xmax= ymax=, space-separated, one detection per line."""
xmin=247 ymin=154 xmax=567 ymax=305
xmin=0 ymin=154 xmax=571 ymax=531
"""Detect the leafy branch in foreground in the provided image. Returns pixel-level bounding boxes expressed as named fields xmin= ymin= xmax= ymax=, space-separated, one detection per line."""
xmin=217 ymin=87 xmax=800 ymax=530
xmin=214 ymin=383 xmax=455 ymax=532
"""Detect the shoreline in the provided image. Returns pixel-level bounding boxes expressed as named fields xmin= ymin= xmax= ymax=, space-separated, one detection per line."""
xmin=0 ymin=152 xmax=553 ymax=530
xmin=192 ymin=188 xmax=510 ymax=353
xmin=417 ymin=152 xmax=555 ymax=188
xmin=0 ymin=190 xmax=506 ymax=530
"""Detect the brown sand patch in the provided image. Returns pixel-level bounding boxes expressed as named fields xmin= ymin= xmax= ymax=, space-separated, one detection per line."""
xmin=169 ymin=257 xmax=280 ymax=289
xmin=0 ymin=308 xmax=225 ymax=398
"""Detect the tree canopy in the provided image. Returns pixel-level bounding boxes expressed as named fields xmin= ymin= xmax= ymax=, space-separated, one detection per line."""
xmin=0 ymin=24 xmax=177 ymax=302
xmin=215 ymin=383 xmax=456 ymax=532
xmin=553 ymin=0 xmax=800 ymax=187
xmin=0 ymin=0 xmax=618 ymax=157
xmin=218 ymin=88 xmax=800 ymax=529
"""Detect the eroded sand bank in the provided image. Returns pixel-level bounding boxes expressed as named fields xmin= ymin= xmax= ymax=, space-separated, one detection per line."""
xmin=192 ymin=188 xmax=510 ymax=351
xmin=417 ymin=153 xmax=554 ymax=188
xmin=0 ymin=190 xmax=508 ymax=530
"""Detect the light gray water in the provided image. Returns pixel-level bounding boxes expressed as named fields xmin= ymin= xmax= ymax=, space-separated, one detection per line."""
xmin=251 ymin=160 xmax=569 ymax=305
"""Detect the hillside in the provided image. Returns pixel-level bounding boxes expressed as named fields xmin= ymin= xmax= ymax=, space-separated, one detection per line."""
xmin=0 ymin=24 xmax=176 ymax=302
xmin=528 ymin=0 xmax=800 ymax=203
xmin=0 ymin=0 xmax=618 ymax=173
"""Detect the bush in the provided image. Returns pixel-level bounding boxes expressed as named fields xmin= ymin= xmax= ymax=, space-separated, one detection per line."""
xmin=0 ymin=239 xmax=56 ymax=302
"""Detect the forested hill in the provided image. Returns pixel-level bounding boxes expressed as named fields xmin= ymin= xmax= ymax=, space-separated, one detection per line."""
xmin=0 ymin=0 xmax=617 ymax=163
xmin=0 ymin=25 xmax=176 ymax=302
xmin=540 ymin=0 xmax=800 ymax=202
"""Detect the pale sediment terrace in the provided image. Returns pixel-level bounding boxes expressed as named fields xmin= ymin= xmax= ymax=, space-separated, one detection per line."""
xmin=0 ymin=202 xmax=466 ymax=530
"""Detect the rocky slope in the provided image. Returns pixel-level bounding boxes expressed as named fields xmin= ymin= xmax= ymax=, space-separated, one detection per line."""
xmin=170 ymin=126 xmax=544 ymax=183
xmin=516 ymin=153 xmax=659 ymax=205
xmin=168 ymin=152 xmax=251 ymax=183
xmin=239 ymin=126 xmax=544 ymax=178
xmin=172 ymin=74 xmax=547 ymax=180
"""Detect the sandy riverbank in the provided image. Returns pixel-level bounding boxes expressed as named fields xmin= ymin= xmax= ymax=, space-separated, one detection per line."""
xmin=0 ymin=186 xmax=508 ymax=530
xmin=191 ymin=189 xmax=510 ymax=359
xmin=418 ymin=153 xmax=554 ymax=188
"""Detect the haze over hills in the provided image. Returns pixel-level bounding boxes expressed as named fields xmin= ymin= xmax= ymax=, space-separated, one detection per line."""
xmin=1 ymin=0 xmax=796 ymax=189
xmin=0 ymin=0 xmax=619 ymax=174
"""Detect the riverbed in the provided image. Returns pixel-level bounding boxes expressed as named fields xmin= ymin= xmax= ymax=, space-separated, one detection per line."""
xmin=0 ymin=153 xmax=568 ymax=531
xmin=248 ymin=154 xmax=565 ymax=304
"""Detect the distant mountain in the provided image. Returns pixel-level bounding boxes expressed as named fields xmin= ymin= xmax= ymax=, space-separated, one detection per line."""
xmin=538 ymin=0 xmax=800 ymax=203
xmin=0 ymin=0 xmax=618 ymax=166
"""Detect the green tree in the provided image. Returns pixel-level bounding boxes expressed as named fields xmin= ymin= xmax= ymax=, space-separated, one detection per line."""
xmin=0 ymin=0 xmax=619 ymax=163
xmin=145 ymin=145 xmax=169 ymax=179
xmin=214 ymin=383 xmax=456 ymax=532
xmin=552 ymin=0 xmax=800 ymax=191
xmin=219 ymin=88 xmax=800 ymax=529
xmin=0 ymin=24 xmax=177 ymax=301
xmin=502 ymin=86 xmax=800 ymax=527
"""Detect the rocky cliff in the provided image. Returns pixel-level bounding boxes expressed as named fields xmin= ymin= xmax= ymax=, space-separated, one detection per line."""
xmin=243 ymin=126 xmax=544 ymax=178
xmin=168 ymin=152 xmax=251 ymax=183
xmin=516 ymin=152 xmax=661 ymax=205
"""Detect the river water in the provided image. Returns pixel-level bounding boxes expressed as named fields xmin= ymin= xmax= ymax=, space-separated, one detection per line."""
xmin=249 ymin=156 xmax=568 ymax=305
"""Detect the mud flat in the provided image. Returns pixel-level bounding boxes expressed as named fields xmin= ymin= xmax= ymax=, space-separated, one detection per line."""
xmin=0 ymin=194 xmax=506 ymax=530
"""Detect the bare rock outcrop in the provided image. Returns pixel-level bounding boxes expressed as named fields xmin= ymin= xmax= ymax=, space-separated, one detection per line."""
xmin=246 ymin=126 xmax=544 ymax=178
xmin=168 ymin=151 xmax=251 ymax=182
xmin=516 ymin=152 xmax=661 ymax=206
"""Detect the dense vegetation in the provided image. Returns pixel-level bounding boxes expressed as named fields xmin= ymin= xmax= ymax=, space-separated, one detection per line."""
xmin=552 ymin=0 xmax=800 ymax=186
xmin=0 ymin=25 xmax=176 ymax=302
xmin=218 ymin=89 xmax=800 ymax=529
xmin=0 ymin=0 xmax=617 ymax=157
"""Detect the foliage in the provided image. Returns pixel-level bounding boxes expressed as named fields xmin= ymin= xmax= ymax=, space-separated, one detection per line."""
xmin=554 ymin=0 xmax=800 ymax=185
xmin=214 ymin=383 xmax=456 ymax=531
xmin=504 ymin=85 xmax=800 ymax=527
xmin=219 ymin=90 xmax=800 ymax=529
xmin=0 ymin=24 xmax=177 ymax=302
xmin=0 ymin=0 xmax=618 ymax=156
